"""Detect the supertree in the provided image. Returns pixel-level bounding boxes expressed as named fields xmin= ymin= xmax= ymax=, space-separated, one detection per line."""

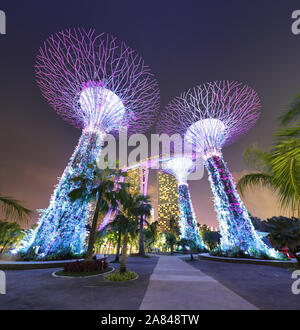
xmin=23 ymin=28 xmax=160 ymax=257
xmin=160 ymin=156 xmax=206 ymax=249
xmin=157 ymin=81 xmax=281 ymax=258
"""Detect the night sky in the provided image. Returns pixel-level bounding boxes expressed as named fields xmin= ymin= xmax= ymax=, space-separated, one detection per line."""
xmin=1 ymin=0 xmax=300 ymax=228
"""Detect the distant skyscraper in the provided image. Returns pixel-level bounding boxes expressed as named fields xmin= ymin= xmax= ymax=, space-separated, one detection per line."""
xmin=126 ymin=168 xmax=141 ymax=194
xmin=126 ymin=167 xmax=148 ymax=195
xmin=157 ymin=171 xmax=180 ymax=232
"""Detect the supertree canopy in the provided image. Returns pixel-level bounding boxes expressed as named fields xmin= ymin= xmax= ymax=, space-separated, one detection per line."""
xmin=23 ymin=28 xmax=160 ymax=257
xmin=158 ymin=81 xmax=281 ymax=258
xmin=161 ymin=156 xmax=206 ymax=249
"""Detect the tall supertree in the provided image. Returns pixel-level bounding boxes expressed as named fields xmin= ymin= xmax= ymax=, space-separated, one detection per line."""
xmin=23 ymin=28 xmax=160 ymax=257
xmin=160 ymin=156 xmax=206 ymax=249
xmin=158 ymin=81 xmax=281 ymax=258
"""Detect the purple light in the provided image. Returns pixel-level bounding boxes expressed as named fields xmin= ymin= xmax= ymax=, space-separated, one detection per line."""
xmin=157 ymin=81 xmax=260 ymax=151
xmin=157 ymin=81 xmax=281 ymax=258
xmin=22 ymin=28 xmax=160 ymax=257
xmin=36 ymin=28 xmax=160 ymax=135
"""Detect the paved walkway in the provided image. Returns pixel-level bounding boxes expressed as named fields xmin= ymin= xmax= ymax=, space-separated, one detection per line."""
xmin=139 ymin=256 xmax=257 ymax=310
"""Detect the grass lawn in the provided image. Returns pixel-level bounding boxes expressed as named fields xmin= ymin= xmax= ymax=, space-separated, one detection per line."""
xmin=104 ymin=270 xmax=137 ymax=281
xmin=54 ymin=266 xmax=113 ymax=277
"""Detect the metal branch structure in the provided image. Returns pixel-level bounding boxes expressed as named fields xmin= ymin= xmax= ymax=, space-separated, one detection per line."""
xmin=158 ymin=81 xmax=281 ymax=258
xmin=161 ymin=157 xmax=206 ymax=249
xmin=23 ymin=28 xmax=160 ymax=257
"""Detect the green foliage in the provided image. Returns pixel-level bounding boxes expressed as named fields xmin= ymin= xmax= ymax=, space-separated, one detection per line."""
xmin=168 ymin=216 xmax=181 ymax=238
xmin=104 ymin=270 xmax=137 ymax=281
xmin=279 ymin=94 xmax=300 ymax=125
xmin=144 ymin=221 xmax=159 ymax=251
xmin=237 ymin=94 xmax=300 ymax=216
xmin=18 ymin=249 xmax=85 ymax=261
xmin=198 ymin=224 xmax=211 ymax=241
xmin=164 ymin=231 xmax=177 ymax=251
xmin=203 ymin=231 xmax=220 ymax=251
xmin=178 ymin=238 xmax=197 ymax=250
xmin=264 ymin=216 xmax=300 ymax=252
xmin=69 ymin=160 xmax=128 ymax=260
xmin=0 ymin=221 xmax=24 ymax=255
xmin=0 ymin=195 xmax=33 ymax=225
xmin=210 ymin=246 xmax=281 ymax=260
xmin=177 ymin=238 xmax=198 ymax=260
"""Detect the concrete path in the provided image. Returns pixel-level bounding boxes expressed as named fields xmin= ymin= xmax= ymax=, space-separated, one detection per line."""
xmin=139 ymin=256 xmax=258 ymax=310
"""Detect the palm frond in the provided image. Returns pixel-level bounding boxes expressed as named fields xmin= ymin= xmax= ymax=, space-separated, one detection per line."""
xmin=0 ymin=195 xmax=33 ymax=224
xmin=243 ymin=143 xmax=272 ymax=173
xmin=271 ymin=139 xmax=300 ymax=216
xmin=279 ymin=94 xmax=300 ymax=125
xmin=274 ymin=125 xmax=300 ymax=139
xmin=236 ymin=173 xmax=276 ymax=197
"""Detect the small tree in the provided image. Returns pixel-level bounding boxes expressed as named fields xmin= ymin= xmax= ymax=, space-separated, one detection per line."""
xmin=203 ymin=231 xmax=220 ymax=251
xmin=169 ymin=216 xmax=181 ymax=238
xmin=69 ymin=161 xmax=127 ymax=260
xmin=0 ymin=221 xmax=24 ymax=255
xmin=136 ymin=195 xmax=152 ymax=257
xmin=178 ymin=238 xmax=197 ymax=261
xmin=108 ymin=217 xmax=124 ymax=262
xmin=144 ymin=221 xmax=159 ymax=252
xmin=198 ymin=224 xmax=210 ymax=241
xmin=117 ymin=192 xmax=149 ymax=273
xmin=164 ymin=232 xmax=177 ymax=255
xmin=93 ymin=229 xmax=108 ymax=254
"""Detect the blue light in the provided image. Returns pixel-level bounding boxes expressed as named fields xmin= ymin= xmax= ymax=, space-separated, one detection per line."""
xmin=20 ymin=130 xmax=103 ymax=257
xmin=205 ymin=154 xmax=283 ymax=259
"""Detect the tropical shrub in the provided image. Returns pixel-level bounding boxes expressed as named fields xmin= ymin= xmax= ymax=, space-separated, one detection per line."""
xmin=0 ymin=221 xmax=24 ymax=255
xmin=203 ymin=231 xmax=220 ymax=251
xmin=264 ymin=216 xmax=300 ymax=263
xmin=64 ymin=259 xmax=108 ymax=273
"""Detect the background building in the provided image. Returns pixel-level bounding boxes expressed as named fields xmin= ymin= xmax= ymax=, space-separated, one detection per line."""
xmin=157 ymin=171 xmax=180 ymax=232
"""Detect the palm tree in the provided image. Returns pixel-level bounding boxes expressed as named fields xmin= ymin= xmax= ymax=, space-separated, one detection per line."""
xmin=69 ymin=161 xmax=127 ymax=260
xmin=178 ymin=238 xmax=196 ymax=260
xmin=144 ymin=221 xmax=159 ymax=252
xmin=136 ymin=194 xmax=152 ymax=257
xmin=164 ymin=231 xmax=177 ymax=255
xmin=116 ymin=192 xmax=150 ymax=273
xmin=169 ymin=216 xmax=180 ymax=238
xmin=108 ymin=217 xmax=123 ymax=262
xmin=237 ymin=96 xmax=300 ymax=217
xmin=0 ymin=195 xmax=32 ymax=225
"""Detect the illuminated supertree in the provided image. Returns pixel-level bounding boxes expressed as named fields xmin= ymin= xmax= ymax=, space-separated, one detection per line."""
xmin=158 ymin=81 xmax=281 ymax=258
xmin=160 ymin=156 xmax=206 ymax=249
xmin=24 ymin=28 xmax=160 ymax=257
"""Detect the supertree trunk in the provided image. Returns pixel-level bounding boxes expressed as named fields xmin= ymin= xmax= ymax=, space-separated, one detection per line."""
xmin=25 ymin=130 xmax=103 ymax=257
xmin=178 ymin=184 xmax=206 ymax=249
xmin=205 ymin=154 xmax=279 ymax=257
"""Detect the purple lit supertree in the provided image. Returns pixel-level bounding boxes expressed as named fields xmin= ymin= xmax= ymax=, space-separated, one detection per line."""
xmin=158 ymin=81 xmax=281 ymax=258
xmin=23 ymin=28 xmax=160 ymax=257
xmin=160 ymin=156 xmax=206 ymax=249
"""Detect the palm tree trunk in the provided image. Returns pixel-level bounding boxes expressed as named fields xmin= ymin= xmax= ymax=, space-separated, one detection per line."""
xmin=170 ymin=244 xmax=174 ymax=255
xmin=114 ymin=231 xmax=121 ymax=262
xmin=85 ymin=194 xmax=101 ymax=260
xmin=139 ymin=216 xmax=145 ymax=256
xmin=120 ymin=230 xmax=128 ymax=273
xmin=190 ymin=245 xmax=194 ymax=261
